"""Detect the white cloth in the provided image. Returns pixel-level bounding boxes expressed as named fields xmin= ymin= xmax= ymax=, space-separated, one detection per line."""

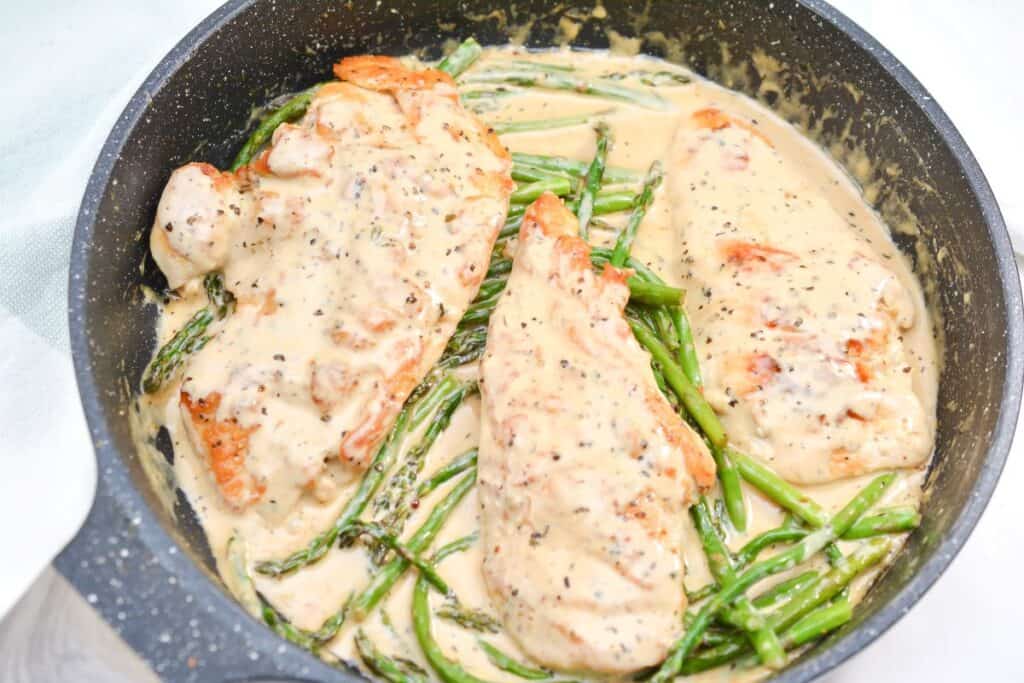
xmin=0 ymin=0 xmax=223 ymax=618
xmin=0 ymin=0 xmax=1020 ymax=679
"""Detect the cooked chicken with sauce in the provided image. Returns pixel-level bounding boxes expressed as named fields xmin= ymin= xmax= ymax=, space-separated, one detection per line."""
xmin=136 ymin=44 xmax=937 ymax=683
xmin=478 ymin=193 xmax=716 ymax=673
xmin=150 ymin=56 xmax=512 ymax=513
xmin=669 ymin=106 xmax=933 ymax=485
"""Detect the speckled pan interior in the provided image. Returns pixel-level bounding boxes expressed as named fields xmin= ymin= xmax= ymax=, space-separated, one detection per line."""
xmin=62 ymin=1 xmax=1022 ymax=681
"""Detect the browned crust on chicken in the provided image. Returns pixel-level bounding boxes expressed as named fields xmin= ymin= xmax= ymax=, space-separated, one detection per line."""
xmin=180 ymin=391 xmax=264 ymax=510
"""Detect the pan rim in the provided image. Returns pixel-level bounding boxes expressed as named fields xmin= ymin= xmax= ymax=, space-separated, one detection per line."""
xmin=65 ymin=0 xmax=1024 ymax=680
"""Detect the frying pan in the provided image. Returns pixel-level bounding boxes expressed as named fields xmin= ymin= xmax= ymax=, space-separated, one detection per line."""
xmin=62 ymin=0 xmax=1023 ymax=681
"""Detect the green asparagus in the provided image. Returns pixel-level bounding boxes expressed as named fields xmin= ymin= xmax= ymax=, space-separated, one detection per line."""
xmin=355 ymin=629 xmax=429 ymax=683
xmin=577 ymin=122 xmax=611 ymax=240
xmin=692 ymin=498 xmax=784 ymax=668
xmin=728 ymin=448 xmax=830 ymax=528
xmin=142 ymin=272 xmax=233 ymax=394
xmin=371 ymin=385 xmax=471 ymax=561
xmin=438 ymin=38 xmax=484 ymax=78
xmin=651 ymin=474 xmax=895 ymax=682
xmin=436 ymin=604 xmax=502 ymax=634
xmin=463 ymin=68 xmax=671 ymax=111
xmin=491 ymin=111 xmax=611 ymax=136
xmin=478 ymin=641 xmax=551 ymax=679
xmin=413 ymin=535 xmax=494 ymax=683
xmin=351 ymin=469 xmax=476 ymax=619
xmin=628 ymin=320 xmax=727 ymax=447
xmin=609 ymin=161 xmax=663 ymax=267
xmin=511 ymin=152 xmax=641 ymax=184
xmin=231 ymin=86 xmax=320 ymax=170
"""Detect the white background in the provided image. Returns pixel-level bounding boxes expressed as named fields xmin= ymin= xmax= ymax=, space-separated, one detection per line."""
xmin=0 ymin=0 xmax=1020 ymax=680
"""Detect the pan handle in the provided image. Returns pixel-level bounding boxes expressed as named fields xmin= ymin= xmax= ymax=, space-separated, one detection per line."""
xmin=55 ymin=461 xmax=358 ymax=682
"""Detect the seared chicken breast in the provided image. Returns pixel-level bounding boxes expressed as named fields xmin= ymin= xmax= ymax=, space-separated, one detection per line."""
xmin=670 ymin=106 xmax=933 ymax=484
xmin=477 ymin=193 xmax=715 ymax=674
xmin=150 ymin=56 xmax=512 ymax=512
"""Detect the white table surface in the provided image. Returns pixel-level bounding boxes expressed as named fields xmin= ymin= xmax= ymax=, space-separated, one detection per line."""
xmin=0 ymin=0 xmax=1021 ymax=681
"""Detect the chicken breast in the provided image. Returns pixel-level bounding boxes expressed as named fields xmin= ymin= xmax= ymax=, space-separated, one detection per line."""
xmin=150 ymin=56 xmax=512 ymax=513
xmin=670 ymin=105 xmax=933 ymax=484
xmin=477 ymin=193 xmax=715 ymax=674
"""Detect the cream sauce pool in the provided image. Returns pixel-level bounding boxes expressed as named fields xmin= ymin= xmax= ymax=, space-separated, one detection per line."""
xmin=135 ymin=46 xmax=937 ymax=682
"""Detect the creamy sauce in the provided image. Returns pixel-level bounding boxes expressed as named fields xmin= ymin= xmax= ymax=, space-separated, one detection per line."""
xmin=135 ymin=46 xmax=937 ymax=682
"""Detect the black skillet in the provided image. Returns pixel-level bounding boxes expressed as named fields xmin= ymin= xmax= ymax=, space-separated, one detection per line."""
xmin=62 ymin=0 xmax=1023 ymax=681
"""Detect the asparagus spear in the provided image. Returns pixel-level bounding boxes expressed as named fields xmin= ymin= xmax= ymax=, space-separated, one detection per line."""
xmin=203 ymin=271 xmax=235 ymax=319
xmin=478 ymin=641 xmax=551 ymax=680
xmin=462 ymin=67 xmax=671 ymax=111
xmin=475 ymin=278 xmax=507 ymax=302
xmin=767 ymin=537 xmax=891 ymax=632
xmin=489 ymin=60 xmax=575 ymax=73
xmin=588 ymin=247 xmax=660 ymax=282
xmin=476 ymin=274 xmax=508 ymax=299
xmin=576 ymin=122 xmax=611 ymax=240
xmin=779 ymin=595 xmax=852 ymax=648
xmin=685 ymin=583 xmax=718 ymax=604
xmin=734 ymin=505 xmax=918 ymax=573
xmin=609 ymin=161 xmax=663 ymax=267
xmin=843 ymin=506 xmax=921 ymax=540
xmin=511 ymin=152 xmax=640 ymax=184
xmin=442 ymin=326 xmax=487 ymax=360
xmin=461 ymin=87 xmax=519 ymax=102
xmin=589 ymin=250 xmax=686 ymax=306
xmin=412 ymin=535 xmax=496 ymax=683
xmin=650 ymin=474 xmax=895 ymax=682
xmin=438 ymin=38 xmax=484 ymax=78
xmin=434 ymin=345 xmax=488 ymax=373
xmin=460 ymin=294 xmax=504 ymax=326
xmin=491 ymin=110 xmax=612 ymax=136
xmin=231 ymin=86 xmax=320 ymax=170
xmin=825 ymin=542 xmax=846 ymax=567
xmin=711 ymin=445 xmax=747 ymax=532
xmin=735 ymin=526 xmax=809 ymax=570
xmin=692 ymin=498 xmax=784 ymax=667
xmin=669 ymin=305 xmax=703 ymax=388
xmin=728 ymin=448 xmax=830 ymax=528
xmin=497 ymin=213 xmax=524 ymax=242
xmin=341 ymin=522 xmax=453 ymax=596
xmin=142 ymin=272 xmax=234 ymax=394
xmin=511 ymin=177 xmax=573 ymax=204
xmin=576 ymin=190 xmax=637 ymax=216
xmin=350 ymin=469 xmax=476 ymax=619
xmin=223 ymin=534 xmax=263 ymax=618
xmin=684 ymin=541 xmax=888 ymax=674
xmin=628 ymin=320 xmax=727 ymax=447
xmin=601 ymin=69 xmax=693 ymax=87
xmin=141 ymin=308 xmax=213 ymax=394
xmin=258 ymin=595 xmax=320 ymax=651
xmin=648 ymin=305 xmax=680 ymax=351
xmin=417 ymin=450 xmax=479 ymax=498
xmin=485 ymin=258 xmax=514 ymax=279
xmin=355 ymin=629 xmax=429 ymax=683
xmin=255 ymin=375 xmax=463 ymax=577
xmin=371 ymin=385 xmax=471 ymax=562
xmin=436 ymin=604 xmax=502 ymax=634
xmin=511 ymin=163 xmax=575 ymax=184
xmin=461 ymin=89 xmax=521 ymax=114
xmin=621 ymin=280 xmax=684 ymax=307
xmin=751 ymin=571 xmax=819 ymax=610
